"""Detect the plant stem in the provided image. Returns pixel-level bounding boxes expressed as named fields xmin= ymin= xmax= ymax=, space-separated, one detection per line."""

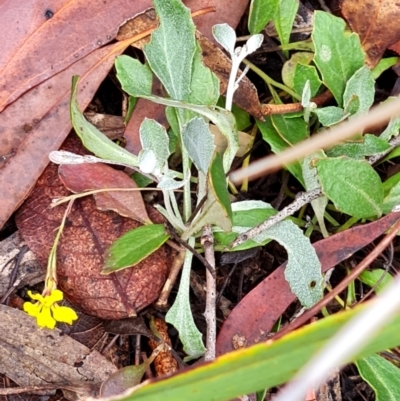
xmin=243 ymin=59 xmax=301 ymax=100
xmin=230 ymin=188 xmax=322 ymax=249
xmin=201 ymin=224 xmax=216 ymax=361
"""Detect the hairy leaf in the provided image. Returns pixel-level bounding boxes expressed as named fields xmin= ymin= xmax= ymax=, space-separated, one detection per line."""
xmin=181 ymin=117 xmax=215 ymax=173
xmin=316 ymin=157 xmax=383 ymax=218
xmin=327 ymin=134 xmax=391 ymax=159
xmin=343 ymin=66 xmax=375 ymax=116
xmin=312 ymin=11 xmax=365 ymax=105
xmin=143 ymin=0 xmax=196 ymax=101
xmin=166 ymin=238 xmax=206 ymax=360
xmin=115 ymin=56 xmax=152 ymax=97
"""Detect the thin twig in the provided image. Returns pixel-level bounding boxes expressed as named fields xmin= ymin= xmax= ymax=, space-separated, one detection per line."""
xmin=367 ymin=133 xmax=400 ymax=164
xmin=201 ymin=224 xmax=216 ymax=361
xmin=155 ymin=249 xmax=185 ymax=309
xmin=230 ymin=188 xmax=322 ymax=248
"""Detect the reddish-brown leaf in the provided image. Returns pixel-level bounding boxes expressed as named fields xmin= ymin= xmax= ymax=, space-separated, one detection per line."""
xmin=341 ymin=0 xmax=400 ymax=67
xmin=0 ymin=0 xmax=155 ymax=111
xmin=16 ymin=135 xmax=168 ymax=320
xmin=216 ymin=213 xmax=400 ymax=355
xmin=0 ymin=42 xmax=132 ymax=230
xmin=59 ymin=163 xmax=151 ymax=224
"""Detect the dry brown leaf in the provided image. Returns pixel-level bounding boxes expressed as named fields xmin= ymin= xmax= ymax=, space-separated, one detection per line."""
xmin=0 ymin=42 xmax=129 ymax=230
xmin=0 ymin=0 xmax=154 ymax=111
xmin=0 ymin=304 xmax=116 ymax=398
xmin=341 ymin=0 xmax=400 ymax=67
xmin=59 ymin=163 xmax=151 ymax=224
xmin=16 ymin=135 xmax=168 ymax=320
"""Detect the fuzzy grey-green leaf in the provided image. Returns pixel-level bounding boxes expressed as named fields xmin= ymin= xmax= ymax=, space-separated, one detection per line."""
xmin=166 ymin=238 xmax=206 ymax=360
xmin=343 ymin=66 xmax=375 ymax=116
xmin=143 ymin=0 xmax=196 ymax=101
xmin=182 ymin=117 xmax=215 ymax=173
xmin=252 ymin=219 xmax=323 ymax=308
xmin=139 ymin=118 xmax=170 ymax=173
xmin=115 ymin=56 xmax=152 ymax=98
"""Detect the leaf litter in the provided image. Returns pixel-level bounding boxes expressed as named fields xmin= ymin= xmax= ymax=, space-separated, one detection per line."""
xmin=2 ymin=0 xmax=400 ymax=399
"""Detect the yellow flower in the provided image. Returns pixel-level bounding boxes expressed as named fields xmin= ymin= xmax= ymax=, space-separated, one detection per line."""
xmin=23 ymin=289 xmax=78 ymax=329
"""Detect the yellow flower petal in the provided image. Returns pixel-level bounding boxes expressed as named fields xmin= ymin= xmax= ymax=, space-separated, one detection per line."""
xmin=36 ymin=306 xmax=56 ymax=329
xmin=23 ymin=301 xmax=42 ymax=317
xmin=44 ymin=289 xmax=64 ymax=306
xmin=27 ymin=290 xmax=44 ymax=303
xmin=52 ymin=305 xmax=78 ymax=325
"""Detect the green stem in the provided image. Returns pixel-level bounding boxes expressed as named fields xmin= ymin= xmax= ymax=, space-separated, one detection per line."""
xmin=243 ymin=59 xmax=301 ymax=101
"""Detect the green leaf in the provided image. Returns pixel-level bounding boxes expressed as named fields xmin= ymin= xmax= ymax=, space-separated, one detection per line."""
xmin=70 ymin=76 xmax=138 ymax=167
xmin=115 ymin=56 xmax=152 ymax=97
xmin=312 ymin=11 xmax=365 ymax=105
xmin=166 ymin=238 xmax=206 ymax=360
xmin=380 ymin=98 xmax=400 ymax=141
xmin=372 ymin=57 xmax=399 ymax=80
xmin=314 ymin=106 xmax=347 ymax=127
xmin=209 ymin=153 xmax=232 ymax=222
xmin=100 ymin=349 xmax=159 ymax=398
xmin=382 ymin=171 xmax=400 ymax=195
xmin=356 ymin=354 xmax=400 ymax=401
xmin=316 ymin=157 xmax=383 ymax=218
xmin=181 ymin=117 xmax=215 ymax=173
xmin=359 ymin=269 xmax=393 ymax=294
xmin=111 ymin=302 xmax=400 ymax=401
xmin=248 ymin=0 xmax=280 ymax=34
xmin=343 ymin=66 xmax=375 ymax=116
xmin=302 ymin=152 xmax=329 ymax=237
xmin=293 ymin=63 xmax=322 ymax=98
xmin=232 ymin=200 xmax=277 ymax=227
xmin=214 ymin=201 xmax=277 ymax=251
xmin=186 ymin=42 xmax=219 ymax=106
xmin=382 ymin=180 xmax=400 ymax=214
xmin=257 ymin=117 xmax=304 ymax=185
xmin=271 ymin=114 xmax=309 ymax=145
xmin=138 ymin=118 xmax=170 ymax=174
xmin=273 ymin=0 xmax=299 ymax=57
xmin=282 ymin=52 xmax=314 ymax=89
xmin=102 ymin=224 xmax=170 ymax=274
xmin=327 ymin=134 xmax=391 ymax=159
xmin=143 ymin=0 xmax=196 ymax=101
